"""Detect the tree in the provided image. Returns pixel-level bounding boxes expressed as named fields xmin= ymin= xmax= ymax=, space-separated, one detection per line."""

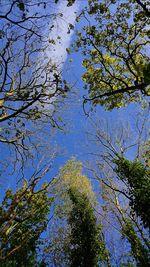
xmin=101 ymin=176 xmax=150 ymax=266
xmin=72 ymin=0 xmax=150 ymax=111
xmin=114 ymin=157 xmax=150 ymax=230
xmin=122 ymin=219 xmax=150 ymax=267
xmin=99 ymin=172 xmax=150 ymax=266
xmin=44 ymin=159 xmax=96 ymax=266
xmin=85 ymin=115 xmax=150 ymax=265
xmin=68 ymin=188 xmax=110 ymax=267
xmin=0 ymin=166 xmax=53 ymax=266
xmin=45 ymin=159 xmax=110 ymax=266
xmin=0 ymin=0 xmax=72 ymax=169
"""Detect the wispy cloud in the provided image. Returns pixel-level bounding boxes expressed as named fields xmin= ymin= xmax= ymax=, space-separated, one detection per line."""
xmin=46 ymin=0 xmax=80 ymax=67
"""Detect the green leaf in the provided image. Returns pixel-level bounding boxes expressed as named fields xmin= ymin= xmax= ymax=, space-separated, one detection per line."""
xmin=17 ymin=2 xmax=25 ymax=12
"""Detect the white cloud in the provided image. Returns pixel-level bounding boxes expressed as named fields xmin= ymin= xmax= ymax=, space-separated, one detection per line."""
xmin=46 ymin=0 xmax=80 ymax=67
xmin=34 ymin=1 xmax=81 ymax=111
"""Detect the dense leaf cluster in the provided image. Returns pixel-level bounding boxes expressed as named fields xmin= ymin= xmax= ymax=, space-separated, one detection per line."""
xmin=122 ymin=219 xmax=150 ymax=267
xmin=68 ymin=188 xmax=110 ymax=267
xmin=73 ymin=0 xmax=150 ymax=110
xmin=0 ymin=181 xmax=52 ymax=266
xmin=114 ymin=157 xmax=150 ymax=230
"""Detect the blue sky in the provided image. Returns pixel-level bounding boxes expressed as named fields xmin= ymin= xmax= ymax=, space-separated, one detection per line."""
xmin=0 ymin=0 xmax=149 ymax=194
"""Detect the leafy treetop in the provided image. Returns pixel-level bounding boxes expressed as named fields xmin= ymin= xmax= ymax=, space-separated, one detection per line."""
xmin=73 ymin=0 xmax=150 ymax=111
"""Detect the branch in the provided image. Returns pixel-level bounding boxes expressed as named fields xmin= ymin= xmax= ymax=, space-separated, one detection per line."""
xmin=83 ymin=83 xmax=149 ymax=113
xmin=101 ymin=179 xmax=131 ymax=201
xmin=84 ymin=83 xmax=148 ymax=102
xmin=0 ymin=134 xmax=24 ymax=144
xmin=0 ymin=93 xmax=41 ymax=122
xmin=135 ymin=0 xmax=150 ymax=17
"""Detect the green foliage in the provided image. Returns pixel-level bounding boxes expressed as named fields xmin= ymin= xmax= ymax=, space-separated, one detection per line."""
xmin=56 ymin=158 xmax=95 ymax=198
xmin=17 ymin=2 xmax=25 ymax=11
xmin=67 ymin=0 xmax=76 ymax=7
xmin=17 ymin=2 xmax=25 ymax=12
xmin=68 ymin=188 xmax=109 ymax=267
xmin=143 ymin=63 xmax=150 ymax=85
xmin=45 ymin=159 xmax=97 ymax=266
xmin=0 ymin=181 xmax=52 ymax=266
xmin=142 ymin=139 xmax=150 ymax=168
xmin=122 ymin=219 xmax=150 ymax=266
xmin=114 ymin=157 xmax=150 ymax=230
xmin=74 ymin=0 xmax=150 ymax=110
xmin=51 ymin=158 xmax=96 ymax=217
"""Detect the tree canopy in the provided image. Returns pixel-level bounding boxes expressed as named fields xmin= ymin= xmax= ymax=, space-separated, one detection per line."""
xmin=68 ymin=188 xmax=110 ymax=267
xmin=72 ymin=0 xmax=150 ymax=111
xmin=0 ymin=173 xmax=52 ymax=266
xmin=114 ymin=157 xmax=150 ymax=230
xmin=0 ymin=0 xmax=71 ymax=170
xmin=44 ymin=159 xmax=110 ymax=267
xmin=86 ymin=117 xmax=150 ymax=266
